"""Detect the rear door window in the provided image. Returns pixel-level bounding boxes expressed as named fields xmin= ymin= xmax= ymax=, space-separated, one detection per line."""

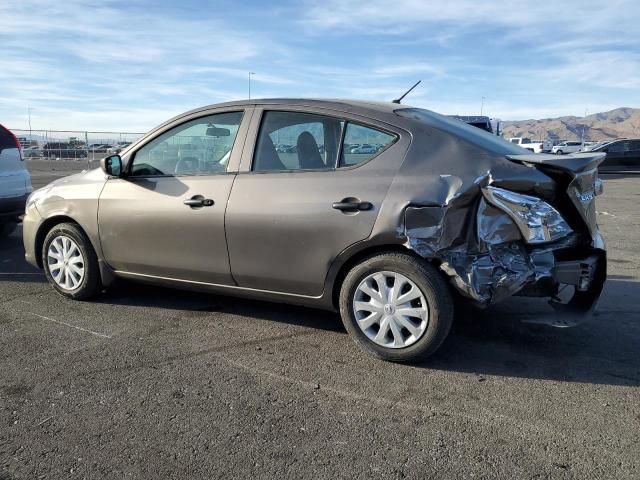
xmin=340 ymin=123 xmax=397 ymax=167
xmin=253 ymin=111 xmax=344 ymax=172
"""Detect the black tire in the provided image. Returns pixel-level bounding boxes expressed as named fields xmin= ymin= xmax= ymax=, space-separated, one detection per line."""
xmin=42 ymin=222 xmax=101 ymax=300
xmin=556 ymin=150 xmax=563 ymax=155
xmin=339 ymin=252 xmax=454 ymax=362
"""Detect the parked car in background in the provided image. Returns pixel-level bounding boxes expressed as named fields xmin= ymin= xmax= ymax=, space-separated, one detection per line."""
xmin=585 ymin=140 xmax=613 ymax=151
xmin=552 ymin=141 xmax=583 ymax=155
xmin=0 ymin=124 xmax=32 ymax=237
xmin=351 ymin=144 xmax=377 ymax=154
xmin=579 ymin=138 xmax=640 ymax=173
xmin=509 ymin=137 xmax=552 ymax=153
xmin=88 ymin=143 xmax=113 ymax=152
xmin=579 ymin=141 xmax=598 ymax=152
xmin=275 ymin=144 xmax=296 ymax=153
xmin=451 ymin=116 xmax=502 ymax=136
xmin=112 ymin=142 xmax=133 ymax=154
xmin=23 ymin=99 xmax=607 ymax=362
xmin=42 ymin=142 xmax=88 ymax=158
xmin=21 ymin=146 xmax=41 ymax=158
xmin=16 ymin=137 xmax=40 ymax=148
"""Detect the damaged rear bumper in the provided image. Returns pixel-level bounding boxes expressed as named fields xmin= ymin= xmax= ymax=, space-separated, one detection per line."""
xmin=436 ymin=234 xmax=606 ymax=326
xmin=403 ymin=182 xmax=606 ymax=327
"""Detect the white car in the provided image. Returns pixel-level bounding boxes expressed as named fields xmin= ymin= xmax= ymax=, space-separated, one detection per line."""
xmin=579 ymin=141 xmax=598 ymax=152
xmin=351 ymin=144 xmax=377 ymax=154
xmin=552 ymin=141 xmax=583 ymax=155
xmin=0 ymin=124 xmax=32 ymax=237
xmin=21 ymin=146 xmax=41 ymax=158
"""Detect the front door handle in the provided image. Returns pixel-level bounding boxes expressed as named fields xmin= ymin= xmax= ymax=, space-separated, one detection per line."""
xmin=184 ymin=195 xmax=214 ymax=208
xmin=332 ymin=198 xmax=373 ymax=213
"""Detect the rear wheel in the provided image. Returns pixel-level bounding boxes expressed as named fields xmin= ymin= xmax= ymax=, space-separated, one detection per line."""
xmin=339 ymin=252 xmax=454 ymax=362
xmin=42 ymin=223 xmax=101 ymax=300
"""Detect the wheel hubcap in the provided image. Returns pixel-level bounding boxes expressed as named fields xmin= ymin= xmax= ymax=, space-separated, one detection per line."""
xmin=47 ymin=235 xmax=85 ymax=291
xmin=353 ymin=271 xmax=429 ymax=349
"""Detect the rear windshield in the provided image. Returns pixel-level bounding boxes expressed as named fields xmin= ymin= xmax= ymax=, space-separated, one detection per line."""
xmin=396 ymin=108 xmax=526 ymax=155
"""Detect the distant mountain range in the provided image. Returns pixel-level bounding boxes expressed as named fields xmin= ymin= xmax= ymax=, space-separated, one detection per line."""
xmin=502 ymin=107 xmax=640 ymax=141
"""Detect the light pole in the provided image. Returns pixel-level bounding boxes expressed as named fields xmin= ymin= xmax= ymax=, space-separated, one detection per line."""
xmin=28 ymin=107 xmax=33 ymax=141
xmin=480 ymin=96 xmax=485 ymax=116
xmin=248 ymin=72 xmax=255 ymax=99
xmin=582 ymin=108 xmax=588 ymax=144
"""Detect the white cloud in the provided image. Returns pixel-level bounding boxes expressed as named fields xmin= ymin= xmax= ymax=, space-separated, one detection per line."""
xmin=1 ymin=0 xmax=639 ymax=129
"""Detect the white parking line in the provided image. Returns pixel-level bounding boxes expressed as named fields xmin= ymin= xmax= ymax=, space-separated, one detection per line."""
xmin=27 ymin=311 xmax=112 ymax=339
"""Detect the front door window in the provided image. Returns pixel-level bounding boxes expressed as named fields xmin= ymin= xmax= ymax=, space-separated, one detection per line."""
xmin=131 ymin=111 xmax=244 ymax=176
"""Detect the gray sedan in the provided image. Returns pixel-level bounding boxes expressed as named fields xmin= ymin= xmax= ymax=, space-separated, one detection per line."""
xmin=23 ymin=99 xmax=607 ymax=362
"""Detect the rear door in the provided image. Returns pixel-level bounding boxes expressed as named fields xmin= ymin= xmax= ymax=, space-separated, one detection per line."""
xmin=98 ymin=108 xmax=252 ymax=284
xmin=225 ymin=107 xmax=408 ymax=297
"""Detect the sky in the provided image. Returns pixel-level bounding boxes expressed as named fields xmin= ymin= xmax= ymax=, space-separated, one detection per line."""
xmin=1 ymin=0 xmax=639 ymax=132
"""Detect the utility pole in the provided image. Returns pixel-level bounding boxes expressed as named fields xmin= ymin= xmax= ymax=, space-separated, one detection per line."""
xmin=582 ymin=108 xmax=588 ymax=144
xmin=480 ymin=96 xmax=485 ymax=116
xmin=248 ymin=72 xmax=255 ymax=100
xmin=28 ymin=107 xmax=33 ymax=142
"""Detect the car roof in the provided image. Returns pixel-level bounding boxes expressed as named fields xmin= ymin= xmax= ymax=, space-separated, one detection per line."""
xmin=172 ymin=98 xmax=405 ymax=125
xmin=194 ymin=98 xmax=401 ymax=113
xmin=142 ymin=98 xmax=416 ymax=144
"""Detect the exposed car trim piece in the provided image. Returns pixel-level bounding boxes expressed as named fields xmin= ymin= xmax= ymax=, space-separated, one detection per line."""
xmin=113 ymin=270 xmax=324 ymax=299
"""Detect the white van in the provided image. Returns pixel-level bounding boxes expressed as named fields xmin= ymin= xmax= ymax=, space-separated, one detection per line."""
xmin=0 ymin=124 xmax=32 ymax=237
xmin=508 ymin=137 xmax=553 ymax=153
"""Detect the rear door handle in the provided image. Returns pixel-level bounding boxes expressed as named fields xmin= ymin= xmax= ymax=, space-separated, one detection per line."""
xmin=184 ymin=195 xmax=214 ymax=208
xmin=332 ymin=198 xmax=373 ymax=212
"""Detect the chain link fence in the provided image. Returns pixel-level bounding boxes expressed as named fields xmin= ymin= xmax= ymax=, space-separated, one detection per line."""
xmin=10 ymin=128 xmax=146 ymax=188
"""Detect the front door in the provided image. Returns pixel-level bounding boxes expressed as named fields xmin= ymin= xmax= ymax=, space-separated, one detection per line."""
xmin=225 ymin=109 xmax=406 ymax=297
xmin=98 ymin=110 xmax=248 ymax=284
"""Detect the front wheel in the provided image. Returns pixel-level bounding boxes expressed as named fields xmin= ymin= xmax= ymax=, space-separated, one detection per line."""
xmin=555 ymin=150 xmax=564 ymax=155
xmin=339 ymin=253 xmax=454 ymax=362
xmin=42 ymin=223 xmax=101 ymax=300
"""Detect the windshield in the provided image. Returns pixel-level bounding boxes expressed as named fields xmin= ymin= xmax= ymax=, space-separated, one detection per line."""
xmin=396 ymin=108 xmax=526 ymax=155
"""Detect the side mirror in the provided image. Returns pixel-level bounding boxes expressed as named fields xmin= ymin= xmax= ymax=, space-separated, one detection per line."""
xmin=101 ymin=154 xmax=123 ymax=176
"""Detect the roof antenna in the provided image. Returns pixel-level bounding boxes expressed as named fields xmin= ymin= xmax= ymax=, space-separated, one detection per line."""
xmin=392 ymin=80 xmax=421 ymax=104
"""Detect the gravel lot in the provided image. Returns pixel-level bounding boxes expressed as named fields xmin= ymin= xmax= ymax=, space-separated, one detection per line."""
xmin=1 ymin=165 xmax=638 ymax=479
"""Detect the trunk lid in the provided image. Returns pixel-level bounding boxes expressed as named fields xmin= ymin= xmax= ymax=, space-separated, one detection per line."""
xmin=505 ymin=153 xmax=606 ymax=238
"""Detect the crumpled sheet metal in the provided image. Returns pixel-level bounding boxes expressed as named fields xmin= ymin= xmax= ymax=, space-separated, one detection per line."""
xmin=439 ymin=243 xmax=555 ymax=304
xmin=404 ymin=193 xmax=559 ymax=306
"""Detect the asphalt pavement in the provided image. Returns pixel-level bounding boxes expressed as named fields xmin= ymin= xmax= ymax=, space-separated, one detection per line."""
xmin=0 ymin=170 xmax=638 ymax=479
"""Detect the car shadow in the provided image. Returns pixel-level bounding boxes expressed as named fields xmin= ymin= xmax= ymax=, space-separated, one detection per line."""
xmin=3 ymin=228 xmax=639 ymax=386
xmin=99 ymin=281 xmax=345 ymax=332
xmin=423 ymin=277 xmax=640 ymax=387
xmin=97 ymin=277 xmax=640 ymax=387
